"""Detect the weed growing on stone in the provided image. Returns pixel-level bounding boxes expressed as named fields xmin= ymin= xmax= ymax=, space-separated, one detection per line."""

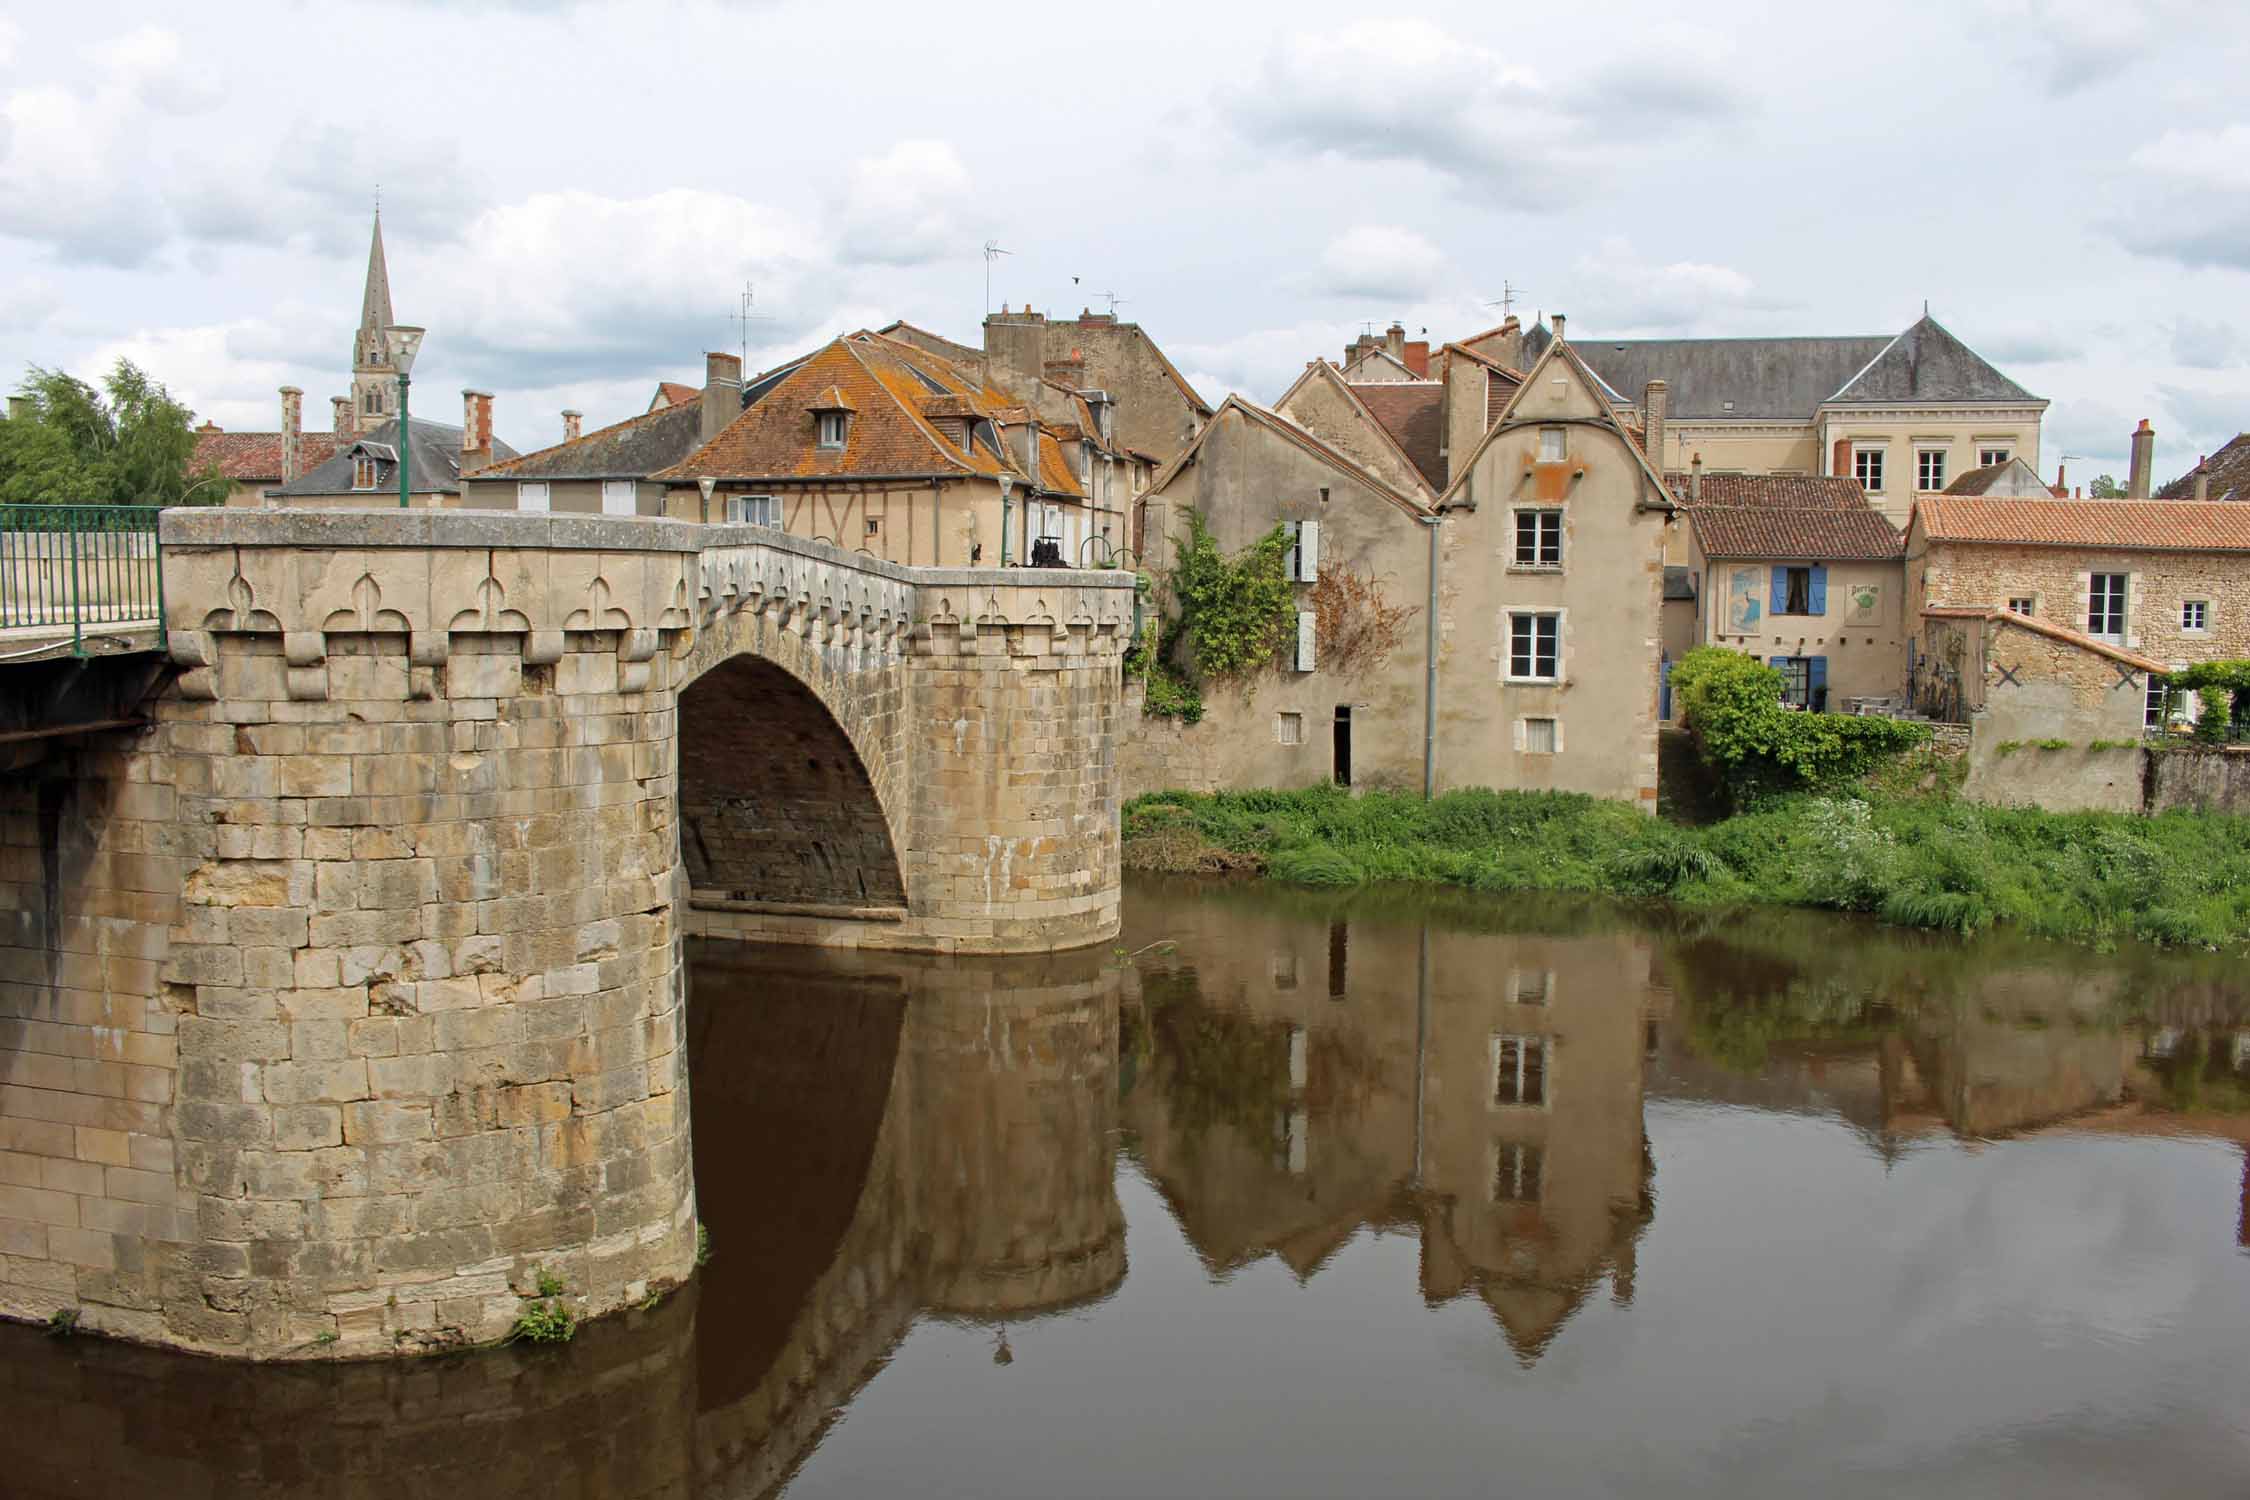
xmin=534 ymin=1266 xmax=566 ymax=1299
xmin=45 ymin=1308 xmax=77 ymax=1338
xmin=695 ymin=1224 xmax=713 ymax=1268
xmin=509 ymin=1299 xmax=576 ymax=1345
xmin=313 ymin=1329 xmax=338 ymax=1346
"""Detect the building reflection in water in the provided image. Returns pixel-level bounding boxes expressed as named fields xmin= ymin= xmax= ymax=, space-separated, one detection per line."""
xmin=3 ymin=883 xmax=2246 ymax=1498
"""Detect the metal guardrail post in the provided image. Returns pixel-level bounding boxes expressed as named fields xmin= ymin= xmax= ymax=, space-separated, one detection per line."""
xmin=68 ymin=519 xmax=84 ymax=657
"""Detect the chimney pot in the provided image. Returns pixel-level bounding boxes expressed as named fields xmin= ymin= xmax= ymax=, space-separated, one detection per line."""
xmin=1551 ymin=313 xmax=1566 ymax=344
xmin=2128 ymin=418 xmax=2155 ymax=498
xmin=2195 ymin=457 xmax=2210 ymax=501
xmin=1689 ymin=451 xmax=1703 ymax=503
xmin=280 ymin=386 xmax=304 ymax=483
xmin=562 ymin=409 xmax=583 ymax=443
xmin=332 ymin=395 xmax=354 ymax=438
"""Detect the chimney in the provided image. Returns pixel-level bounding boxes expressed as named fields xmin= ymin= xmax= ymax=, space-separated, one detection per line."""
xmin=1494 ymin=314 xmax=1523 ymax=370
xmin=1403 ymin=340 xmax=1430 ymax=378
xmin=2196 ymin=457 xmax=2210 ymax=501
xmin=332 ymin=395 xmax=354 ymax=438
xmin=280 ymin=386 xmax=303 ymax=482
xmin=2055 ymin=462 xmax=2067 ymax=494
xmin=701 ymin=351 xmax=743 ymax=444
xmin=1385 ymin=322 xmax=1406 ymax=360
xmin=1689 ymin=452 xmax=1704 ymax=503
xmin=1643 ymin=379 xmax=1668 ymax=471
xmin=2128 ymin=418 xmax=2154 ymax=498
xmin=1551 ymin=313 xmax=1567 ymax=344
xmin=460 ymin=389 xmax=494 ymax=473
xmin=562 ymin=409 xmax=582 ymax=443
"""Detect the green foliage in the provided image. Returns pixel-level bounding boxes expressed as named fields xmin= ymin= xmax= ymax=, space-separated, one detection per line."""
xmin=695 ymin=1223 xmax=713 ymax=1268
xmin=1124 ymin=785 xmax=2250 ymax=951
xmin=2086 ymin=740 xmax=2137 ymax=752
xmin=533 ymin=1265 xmax=566 ymax=1299
xmin=2088 ymin=474 xmax=2127 ymax=498
xmin=1 ymin=360 xmax=224 ymax=506
xmin=509 ymin=1299 xmax=576 ymax=1345
xmin=1169 ymin=512 xmax=1296 ymax=679
xmin=313 ymin=1329 xmax=339 ymax=1346
xmin=45 ymin=1307 xmax=78 ymax=1338
xmin=1671 ymin=646 xmax=1929 ymax=805
xmin=1995 ymin=741 xmax=2023 ymax=757
xmin=2034 ymin=738 xmax=2073 ymax=751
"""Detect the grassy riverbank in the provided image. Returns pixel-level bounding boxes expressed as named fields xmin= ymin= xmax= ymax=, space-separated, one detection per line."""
xmin=1122 ymin=786 xmax=2250 ymax=950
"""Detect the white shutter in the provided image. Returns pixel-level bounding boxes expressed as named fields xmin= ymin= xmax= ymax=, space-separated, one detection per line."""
xmin=1295 ymin=609 xmax=1317 ymax=672
xmin=517 ymin=482 xmax=549 ymax=512
xmin=1298 ymin=519 xmax=1321 ymax=581
xmin=601 ymin=480 xmax=636 ymax=516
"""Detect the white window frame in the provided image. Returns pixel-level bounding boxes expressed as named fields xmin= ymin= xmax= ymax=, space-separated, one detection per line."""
xmin=516 ymin=481 xmax=550 ymax=512
xmin=726 ymin=493 xmax=778 ymax=526
xmin=1507 ymin=967 xmax=1555 ymax=1004
xmin=1917 ymin=447 xmax=1947 ymax=493
xmin=1490 ymin=1033 xmax=1549 ymax=1109
xmin=2088 ymin=572 xmax=2127 ymax=641
xmin=1853 ymin=446 xmax=1885 ymax=493
xmin=1275 ymin=711 xmax=1304 ymax=745
xmin=2146 ymin=673 xmax=2170 ymax=731
xmin=352 ymin=455 xmax=379 ymax=491
xmin=600 ymin=479 xmax=636 ymax=516
xmin=2007 ymin=596 xmax=2035 ymax=616
xmin=1503 ymin=608 xmax=1564 ymax=683
xmin=1978 ymin=446 xmax=2011 ymax=469
xmin=816 ymin=411 xmax=848 ymax=450
xmin=2182 ymin=599 xmax=2210 ymax=634
xmin=1511 ymin=507 xmax=1564 ymax=569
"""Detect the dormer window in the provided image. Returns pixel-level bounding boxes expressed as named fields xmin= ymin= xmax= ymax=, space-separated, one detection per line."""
xmin=352 ymin=455 xmax=379 ymax=490
xmin=817 ymin=412 xmax=848 ymax=449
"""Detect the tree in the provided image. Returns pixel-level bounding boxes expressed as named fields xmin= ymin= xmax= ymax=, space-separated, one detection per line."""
xmin=2087 ymin=474 xmax=2127 ymax=498
xmin=0 ymin=360 xmax=224 ymax=506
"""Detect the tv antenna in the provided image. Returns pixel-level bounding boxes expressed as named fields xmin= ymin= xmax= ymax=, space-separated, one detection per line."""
xmin=1099 ymin=290 xmax=1128 ymax=315
xmin=1482 ymin=281 xmax=1527 ymax=317
xmin=983 ymin=240 xmax=1012 ymax=313
xmin=730 ymin=283 xmax=773 ymax=370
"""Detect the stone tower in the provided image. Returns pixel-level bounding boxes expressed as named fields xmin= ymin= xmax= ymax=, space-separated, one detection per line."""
xmin=347 ymin=210 xmax=396 ymax=435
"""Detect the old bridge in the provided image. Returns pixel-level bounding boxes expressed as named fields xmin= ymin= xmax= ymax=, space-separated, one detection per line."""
xmin=0 ymin=507 xmax=1130 ymax=1357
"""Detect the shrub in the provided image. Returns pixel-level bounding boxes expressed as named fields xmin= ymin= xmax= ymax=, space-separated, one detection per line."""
xmin=1169 ymin=512 xmax=1295 ymax=679
xmin=1671 ymin=646 xmax=1928 ymax=805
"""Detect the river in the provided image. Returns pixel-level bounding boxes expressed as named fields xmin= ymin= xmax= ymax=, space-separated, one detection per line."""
xmin=5 ymin=875 xmax=2247 ymax=1497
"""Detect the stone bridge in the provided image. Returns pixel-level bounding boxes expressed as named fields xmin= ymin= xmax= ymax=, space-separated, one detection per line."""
xmin=0 ymin=509 xmax=1130 ymax=1357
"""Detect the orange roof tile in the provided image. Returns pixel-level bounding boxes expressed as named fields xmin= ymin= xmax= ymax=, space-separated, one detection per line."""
xmin=1664 ymin=472 xmax=1870 ymax=510
xmin=194 ymin=429 xmax=344 ymax=482
xmin=1915 ymin=497 xmax=2250 ymax=552
xmin=653 ymin=381 xmax=698 ymax=409
xmin=1922 ymin=605 xmax=2167 ymax=675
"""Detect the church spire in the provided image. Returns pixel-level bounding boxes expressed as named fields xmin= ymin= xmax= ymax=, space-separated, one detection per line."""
xmin=358 ymin=208 xmax=393 ymax=355
xmin=347 ymin=206 xmax=402 ymax=436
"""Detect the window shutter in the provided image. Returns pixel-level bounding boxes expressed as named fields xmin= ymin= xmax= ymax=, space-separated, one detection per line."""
xmin=1298 ymin=519 xmax=1321 ymax=581
xmin=1769 ymin=655 xmax=1788 ymax=669
xmin=1296 ymin=610 xmax=1316 ymax=672
xmin=1809 ymin=656 xmax=1828 ymax=703
xmin=1769 ymin=570 xmax=1789 ymax=617
xmin=1809 ymin=566 xmax=1828 ymax=615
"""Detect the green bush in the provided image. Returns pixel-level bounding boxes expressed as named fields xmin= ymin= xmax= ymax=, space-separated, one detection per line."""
xmin=1170 ymin=512 xmax=1295 ymax=679
xmin=1671 ymin=646 xmax=1929 ymax=805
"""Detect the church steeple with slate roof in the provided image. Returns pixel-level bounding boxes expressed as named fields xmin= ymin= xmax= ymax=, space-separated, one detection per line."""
xmin=347 ymin=209 xmax=397 ymax=435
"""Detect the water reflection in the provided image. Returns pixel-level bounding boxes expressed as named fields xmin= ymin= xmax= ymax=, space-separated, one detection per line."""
xmin=3 ymin=880 xmax=2247 ymax=1498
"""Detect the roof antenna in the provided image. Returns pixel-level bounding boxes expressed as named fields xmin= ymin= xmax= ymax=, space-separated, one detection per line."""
xmin=1100 ymin=291 xmax=1127 ymax=315
xmin=983 ymin=240 xmax=1012 ymax=316
xmin=730 ymin=282 xmax=772 ymax=372
xmin=1481 ymin=281 xmax=1526 ymax=317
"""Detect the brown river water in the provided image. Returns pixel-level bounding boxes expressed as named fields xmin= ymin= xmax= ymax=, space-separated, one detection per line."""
xmin=5 ymin=875 xmax=2248 ymax=1498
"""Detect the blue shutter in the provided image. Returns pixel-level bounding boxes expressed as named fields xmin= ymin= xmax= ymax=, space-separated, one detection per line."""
xmin=1769 ymin=655 xmax=1788 ymax=669
xmin=1809 ymin=566 xmax=1828 ymax=615
xmin=1769 ymin=569 xmax=1789 ymax=617
xmin=1809 ymin=656 xmax=1828 ymax=708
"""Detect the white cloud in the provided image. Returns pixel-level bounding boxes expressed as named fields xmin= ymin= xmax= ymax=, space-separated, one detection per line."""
xmin=1315 ymin=225 xmax=1448 ymax=302
xmin=2128 ymin=124 xmax=2250 ymax=192
xmin=837 ymin=139 xmax=971 ymax=268
xmin=1562 ymin=237 xmax=1765 ymax=334
xmin=1980 ymin=0 xmax=2198 ymax=93
xmin=2114 ymin=123 xmax=2250 ymax=270
xmin=91 ymin=26 xmax=219 ymax=116
xmin=2171 ymin=321 xmax=2244 ymax=370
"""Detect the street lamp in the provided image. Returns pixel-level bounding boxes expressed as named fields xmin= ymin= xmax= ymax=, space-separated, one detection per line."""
xmin=382 ymin=324 xmax=426 ymax=510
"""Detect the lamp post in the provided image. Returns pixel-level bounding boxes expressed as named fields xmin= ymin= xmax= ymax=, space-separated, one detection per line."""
xmin=382 ymin=324 xmax=426 ymax=510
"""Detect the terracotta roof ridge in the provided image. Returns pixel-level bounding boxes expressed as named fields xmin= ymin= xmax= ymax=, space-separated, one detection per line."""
xmin=842 ymin=337 xmax=986 ymax=477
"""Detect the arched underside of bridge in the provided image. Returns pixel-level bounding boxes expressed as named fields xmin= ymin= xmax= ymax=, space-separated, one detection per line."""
xmin=676 ymin=655 xmax=908 ymax=916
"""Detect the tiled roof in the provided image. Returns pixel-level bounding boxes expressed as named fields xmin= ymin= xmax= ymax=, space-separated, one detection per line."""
xmin=2155 ymin=431 xmax=2250 ymax=503
xmin=1688 ymin=505 xmax=1904 ymax=561
xmin=653 ymin=334 xmax=1028 ymax=486
xmin=1915 ymin=497 xmax=2250 ymax=552
xmin=1922 ymin=605 xmax=2167 ymax=675
xmin=653 ymin=382 xmax=698 ymax=410
xmin=1347 ymin=381 xmax=1445 ymax=490
xmin=1944 ymin=457 xmax=2057 ymax=497
xmin=475 ymin=398 xmax=704 ymax=481
xmin=194 ymin=430 xmax=345 ymax=482
xmin=271 ymin=417 xmax=517 ymax=498
xmin=1663 ymin=471 xmax=1869 ymax=510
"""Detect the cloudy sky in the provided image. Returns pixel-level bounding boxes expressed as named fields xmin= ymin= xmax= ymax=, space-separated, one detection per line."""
xmin=3 ymin=1 xmax=2247 ymax=482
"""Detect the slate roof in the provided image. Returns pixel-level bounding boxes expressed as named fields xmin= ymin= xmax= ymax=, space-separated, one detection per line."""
xmin=1566 ymin=316 xmax=2039 ymax=422
xmin=1347 ymin=381 xmax=1446 ymax=490
xmin=1688 ymin=505 xmax=1905 ymax=561
xmin=474 ymin=397 xmax=704 ymax=481
xmin=2155 ymin=432 xmax=2250 ymax=502
xmin=1662 ymin=471 xmax=1869 ymax=509
xmin=195 ymin=429 xmax=345 ymax=483
xmin=1915 ymin=497 xmax=2250 ymax=552
xmin=1922 ymin=605 xmax=2167 ymax=675
xmin=269 ymin=417 xmax=518 ymax=498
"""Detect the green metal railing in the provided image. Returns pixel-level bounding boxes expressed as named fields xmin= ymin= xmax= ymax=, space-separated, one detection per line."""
xmin=0 ymin=504 xmax=165 ymax=656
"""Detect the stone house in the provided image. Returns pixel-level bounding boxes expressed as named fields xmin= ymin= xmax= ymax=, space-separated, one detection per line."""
xmin=2156 ymin=428 xmax=2250 ymax=502
xmin=984 ymin=307 xmax=1213 ymax=465
xmin=266 ymin=388 xmax=519 ymax=509
xmin=1944 ymin=455 xmax=2062 ymax=498
xmin=649 ymin=332 xmax=1123 ymax=569
xmin=461 ymin=353 xmax=741 ymax=516
xmin=1916 ymin=605 xmax=2166 ymax=746
xmin=1339 ymin=321 xmax=1430 ymax=382
xmin=1569 ymin=313 xmax=2046 ymax=527
xmin=1129 ymin=335 xmax=1674 ymax=807
xmin=1272 ymin=359 xmax=1442 ymax=502
xmin=1682 ymin=500 xmax=1908 ymax=713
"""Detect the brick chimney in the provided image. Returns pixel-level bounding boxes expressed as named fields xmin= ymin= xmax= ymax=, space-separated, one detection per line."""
xmin=332 ymin=395 xmax=354 ymax=438
xmin=2055 ymin=462 xmax=2067 ymax=494
xmin=1689 ymin=452 xmax=1704 ymax=503
xmin=562 ymin=409 xmax=582 ymax=443
xmin=1643 ymin=379 xmax=1668 ymax=471
xmin=2196 ymin=457 xmax=2210 ymax=501
xmin=280 ymin=386 xmax=303 ymax=482
xmin=1551 ymin=313 xmax=1567 ymax=344
xmin=2128 ymin=418 xmax=2154 ymax=498
xmin=1403 ymin=340 xmax=1430 ymax=378
xmin=701 ymin=352 xmax=743 ymax=444
xmin=461 ymin=389 xmax=494 ymax=473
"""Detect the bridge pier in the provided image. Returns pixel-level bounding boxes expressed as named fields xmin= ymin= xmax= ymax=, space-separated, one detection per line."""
xmin=0 ymin=510 xmax=1128 ymax=1357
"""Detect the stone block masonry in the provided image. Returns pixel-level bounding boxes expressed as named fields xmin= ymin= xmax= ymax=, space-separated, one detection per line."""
xmin=0 ymin=509 xmax=1130 ymax=1358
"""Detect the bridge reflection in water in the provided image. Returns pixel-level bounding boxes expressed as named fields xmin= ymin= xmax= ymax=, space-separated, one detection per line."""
xmin=2 ymin=879 xmax=2247 ymax=1498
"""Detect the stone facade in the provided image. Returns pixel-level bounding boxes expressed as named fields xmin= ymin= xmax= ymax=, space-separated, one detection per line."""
xmin=984 ymin=309 xmax=1211 ymax=465
xmin=0 ymin=509 xmax=1129 ymax=1358
xmin=1909 ymin=534 xmax=2250 ymax=669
